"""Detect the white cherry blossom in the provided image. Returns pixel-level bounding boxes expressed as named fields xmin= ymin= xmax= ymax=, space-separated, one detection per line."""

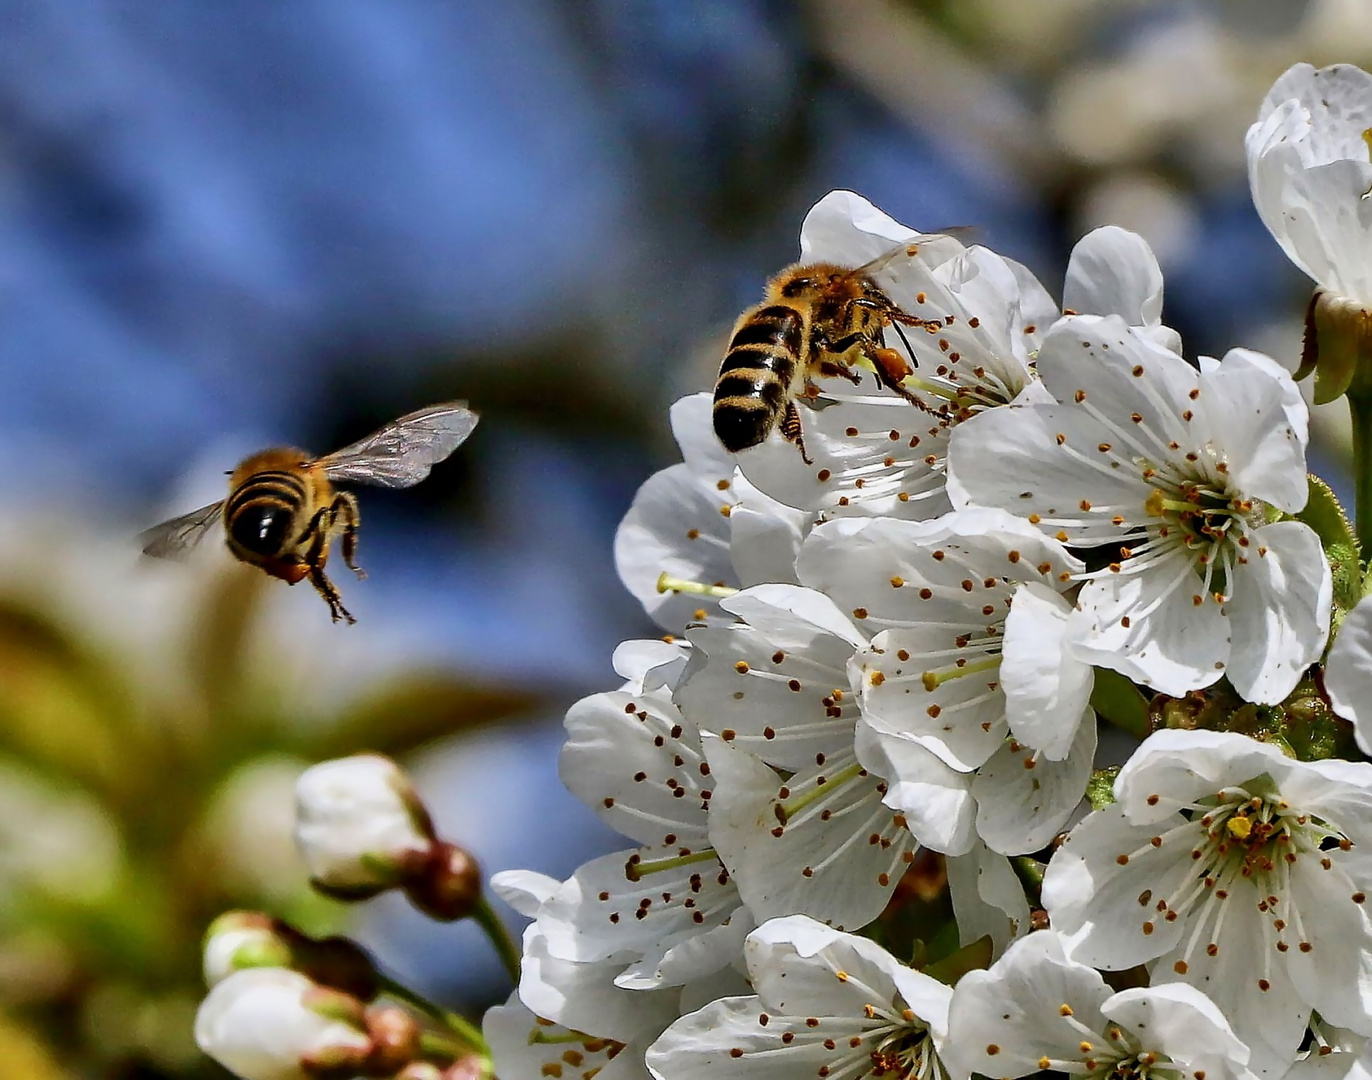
xmin=1323 ymin=596 xmax=1372 ymax=754
xmin=797 ymin=511 xmax=1096 ymax=856
xmin=645 ymin=915 xmax=956 ymax=1080
xmin=947 ymin=314 xmax=1331 ymax=704
xmin=550 ymin=681 xmax=749 ymax=989
xmin=1247 ymin=63 xmax=1372 ymax=306
xmin=1042 ymin=729 xmax=1372 ymax=1076
xmin=946 ymin=930 xmax=1255 ymax=1080
xmin=678 ymin=584 xmax=916 ymax=930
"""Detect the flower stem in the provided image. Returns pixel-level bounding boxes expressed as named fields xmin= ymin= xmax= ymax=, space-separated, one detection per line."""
xmin=376 ymin=974 xmax=488 ymax=1054
xmin=473 ymin=895 xmax=522 ymax=984
xmin=1350 ymin=391 xmax=1372 ymax=564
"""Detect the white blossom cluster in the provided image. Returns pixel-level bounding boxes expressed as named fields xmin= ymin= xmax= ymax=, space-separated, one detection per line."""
xmin=490 ymin=63 xmax=1372 ymax=1080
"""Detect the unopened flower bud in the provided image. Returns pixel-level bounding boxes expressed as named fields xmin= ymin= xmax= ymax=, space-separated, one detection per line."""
xmin=404 ymin=841 xmax=483 ymax=922
xmin=204 ymin=911 xmax=294 ymax=987
xmin=203 ymin=911 xmax=381 ymax=1001
xmin=294 ymin=754 xmax=435 ymax=899
xmin=363 ymin=1005 xmax=424 ymax=1076
xmin=195 ymin=968 xmax=371 ymax=1080
xmin=441 ymin=1056 xmax=488 ymax=1080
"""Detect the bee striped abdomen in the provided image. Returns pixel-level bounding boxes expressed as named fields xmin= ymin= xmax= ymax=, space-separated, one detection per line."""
xmin=226 ymin=470 xmax=307 ymax=556
xmin=713 ymin=305 xmax=804 ymax=452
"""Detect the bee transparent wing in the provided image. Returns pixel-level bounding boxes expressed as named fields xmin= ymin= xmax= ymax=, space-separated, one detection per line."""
xmin=851 ymin=228 xmax=976 ymax=279
xmin=316 ymin=401 xmax=480 ymax=489
xmin=139 ymin=500 xmax=225 ymax=561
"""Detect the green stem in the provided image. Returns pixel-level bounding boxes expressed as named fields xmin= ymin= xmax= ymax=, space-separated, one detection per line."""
xmin=474 ymin=895 xmax=522 ymax=984
xmin=419 ymin=1032 xmax=465 ymax=1063
xmin=377 ymin=974 xmax=487 ymax=1053
xmin=1351 ymin=392 xmax=1372 ymax=564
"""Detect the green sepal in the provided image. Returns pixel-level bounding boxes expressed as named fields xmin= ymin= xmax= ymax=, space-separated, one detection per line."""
xmin=1297 ymin=474 xmax=1361 ymax=618
xmin=1090 ymin=669 xmax=1151 ymax=742
xmin=1309 ymin=291 xmax=1367 ymax=404
xmin=922 ymin=935 xmax=993 ymax=986
xmin=1086 ymin=767 xmax=1120 ymax=810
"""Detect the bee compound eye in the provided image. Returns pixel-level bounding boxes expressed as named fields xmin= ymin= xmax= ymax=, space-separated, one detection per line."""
xmin=230 ymin=504 xmax=294 ymax=556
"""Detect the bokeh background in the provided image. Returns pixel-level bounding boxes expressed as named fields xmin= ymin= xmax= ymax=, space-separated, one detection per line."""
xmin=0 ymin=2 xmax=1368 ymax=1076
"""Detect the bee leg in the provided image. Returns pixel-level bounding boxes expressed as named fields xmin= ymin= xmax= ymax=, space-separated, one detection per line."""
xmin=329 ymin=492 xmax=366 ymax=580
xmin=309 ymin=564 xmax=356 ymax=625
xmin=780 ymin=400 xmax=813 ymax=465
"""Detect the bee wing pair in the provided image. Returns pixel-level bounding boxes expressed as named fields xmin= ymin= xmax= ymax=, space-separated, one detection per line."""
xmin=139 ymin=402 xmax=480 ymax=561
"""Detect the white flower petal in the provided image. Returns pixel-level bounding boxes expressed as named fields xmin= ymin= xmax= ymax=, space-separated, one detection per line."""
xmin=1327 ymin=597 xmax=1372 ymax=755
xmin=615 ymin=460 xmax=738 ymax=630
xmin=1285 ymin=856 xmax=1372 ymax=1036
xmin=1035 ymin=315 xmax=1202 ymax=434
xmin=798 ymin=511 xmax=1081 ymax=623
xmin=1214 ymin=347 xmax=1309 ymax=445
xmin=704 ymin=736 xmax=913 ymax=930
xmin=945 ymin=842 xmax=1030 ymax=958
xmin=1248 ymin=64 xmax=1372 ymax=300
xmin=518 ymin=926 xmax=680 ymax=1044
xmin=1040 ymin=804 xmax=1194 ymax=970
xmin=1148 ymin=881 xmax=1308 ymax=1080
xmin=853 ymin=628 xmax=1007 ymax=772
xmin=945 ymin=400 xmax=1151 ymax=543
xmin=1063 ymin=226 xmax=1165 ymax=329
xmin=1102 ymin=984 xmax=1251 ymax=1080
xmin=679 ymin=585 xmax=862 ymax=770
xmin=1001 ymin=583 xmax=1094 ymax=759
xmin=945 ymin=930 xmax=1111 ymax=1080
xmin=538 ymin=847 xmax=741 ymax=978
xmin=1224 ymin=521 xmax=1331 ymax=704
xmin=1067 ymin=560 xmax=1230 ymax=698
xmin=490 ymin=870 xmax=561 ymax=917
xmin=487 ymin=995 xmax=653 ymax=1080
xmin=1111 ymin=729 xmax=1292 ymax=821
xmin=728 ymin=472 xmax=809 ymax=587
xmin=853 ymin=718 xmax=976 ymax=856
xmin=560 ymin=689 xmax=708 ymax=846
xmin=972 ymin=707 xmax=1095 ymax=856
xmin=734 ymin=396 xmax=951 ymax=520
xmin=1197 ymin=365 xmax=1308 ymax=513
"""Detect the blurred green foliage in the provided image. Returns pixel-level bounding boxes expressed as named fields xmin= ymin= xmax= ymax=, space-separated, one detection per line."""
xmin=0 ymin=561 xmax=538 ymax=1079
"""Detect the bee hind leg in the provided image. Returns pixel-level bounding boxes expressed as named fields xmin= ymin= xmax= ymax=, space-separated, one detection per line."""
xmin=308 ymin=564 xmax=356 ymax=625
xmin=781 ymin=400 xmax=813 ymax=465
xmin=330 ymin=492 xmax=366 ymax=580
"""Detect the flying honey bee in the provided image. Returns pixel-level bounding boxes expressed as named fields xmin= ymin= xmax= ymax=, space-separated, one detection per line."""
xmin=140 ymin=402 xmax=479 ymax=624
xmin=712 ymin=242 xmax=944 ymax=463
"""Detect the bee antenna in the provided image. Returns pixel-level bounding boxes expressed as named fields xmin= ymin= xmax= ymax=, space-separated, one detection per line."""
xmin=892 ymin=322 xmax=917 ymax=368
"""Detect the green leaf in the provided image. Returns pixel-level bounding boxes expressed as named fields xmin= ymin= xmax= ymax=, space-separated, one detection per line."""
xmin=923 ymin=935 xmax=992 ymax=985
xmin=1297 ymin=474 xmax=1361 ymax=615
